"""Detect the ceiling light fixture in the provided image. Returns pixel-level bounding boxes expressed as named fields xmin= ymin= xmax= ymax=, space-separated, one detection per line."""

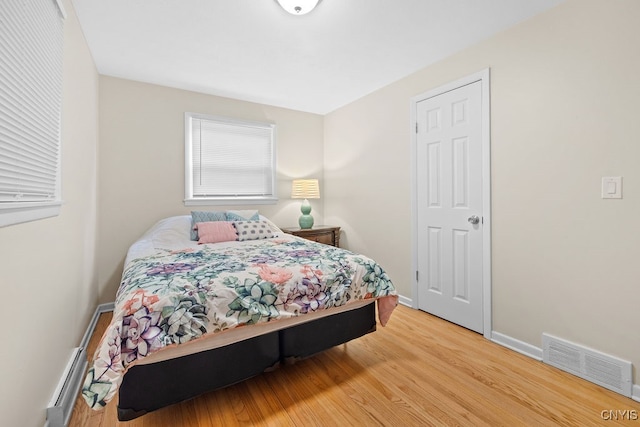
xmin=276 ymin=0 xmax=320 ymax=15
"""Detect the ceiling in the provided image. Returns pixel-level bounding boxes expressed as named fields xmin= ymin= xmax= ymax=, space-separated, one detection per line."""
xmin=71 ymin=0 xmax=564 ymax=115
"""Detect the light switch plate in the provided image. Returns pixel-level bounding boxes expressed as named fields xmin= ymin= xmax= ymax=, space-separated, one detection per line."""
xmin=602 ymin=176 xmax=622 ymax=199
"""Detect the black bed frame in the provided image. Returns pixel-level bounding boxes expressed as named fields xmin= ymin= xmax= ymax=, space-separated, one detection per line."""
xmin=117 ymin=302 xmax=377 ymax=421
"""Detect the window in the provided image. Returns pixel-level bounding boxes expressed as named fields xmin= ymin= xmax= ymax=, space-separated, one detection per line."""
xmin=184 ymin=113 xmax=277 ymax=205
xmin=0 ymin=0 xmax=65 ymax=227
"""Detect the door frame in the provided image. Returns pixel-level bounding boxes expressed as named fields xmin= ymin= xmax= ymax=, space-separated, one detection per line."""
xmin=410 ymin=68 xmax=492 ymax=339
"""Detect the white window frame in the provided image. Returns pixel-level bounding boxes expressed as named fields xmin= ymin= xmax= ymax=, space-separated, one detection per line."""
xmin=184 ymin=112 xmax=278 ymax=206
xmin=0 ymin=0 xmax=66 ymax=227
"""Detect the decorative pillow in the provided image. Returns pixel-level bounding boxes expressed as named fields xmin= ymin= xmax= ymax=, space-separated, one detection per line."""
xmin=190 ymin=210 xmax=227 ymax=240
xmin=195 ymin=221 xmax=237 ymax=244
xmin=232 ymin=220 xmax=275 ymax=241
xmin=226 ymin=210 xmax=259 ymax=221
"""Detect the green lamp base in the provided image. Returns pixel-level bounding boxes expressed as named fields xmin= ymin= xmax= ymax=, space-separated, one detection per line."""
xmin=298 ymin=214 xmax=314 ymax=229
xmin=298 ymin=199 xmax=314 ymax=229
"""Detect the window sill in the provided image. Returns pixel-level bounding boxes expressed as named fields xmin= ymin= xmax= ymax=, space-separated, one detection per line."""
xmin=184 ymin=197 xmax=278 ymax=207
xmin=0 ymin=201 xmax=62 ymax=228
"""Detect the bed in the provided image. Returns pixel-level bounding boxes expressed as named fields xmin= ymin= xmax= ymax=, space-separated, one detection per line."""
xmin=81 ymin=212 xmax=398 ymax=421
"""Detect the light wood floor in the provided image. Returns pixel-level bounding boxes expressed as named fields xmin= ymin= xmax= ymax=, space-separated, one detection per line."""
xmin=69 ymin=305 xmax=639 ymax=426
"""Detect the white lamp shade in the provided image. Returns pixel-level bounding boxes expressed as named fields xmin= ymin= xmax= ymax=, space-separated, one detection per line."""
xmin=276 ymin=0 xmax=320 ymax=15
xmin=291 ymin=179 xmax=320 ymax=199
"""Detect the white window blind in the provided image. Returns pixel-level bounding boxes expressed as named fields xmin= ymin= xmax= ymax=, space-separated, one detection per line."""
xmin=185 ymin=113 xmax=277 ymax=205
xmin=0 ymin=0 xmax=65 ymax=226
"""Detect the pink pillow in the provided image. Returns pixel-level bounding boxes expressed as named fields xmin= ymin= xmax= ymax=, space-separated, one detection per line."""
xmin=195 ymin=221 xmax=237 ymax=244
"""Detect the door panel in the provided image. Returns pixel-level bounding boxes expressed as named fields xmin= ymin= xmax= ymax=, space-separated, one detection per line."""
xmin=427 ymin=226 xmax=442 ymax=293
xmin=417 ymin=80 xmax=483 ymax=333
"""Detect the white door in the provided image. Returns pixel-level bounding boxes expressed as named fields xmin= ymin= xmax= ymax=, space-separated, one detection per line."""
xmin=416 ymin=80 xmax=484 ymax=333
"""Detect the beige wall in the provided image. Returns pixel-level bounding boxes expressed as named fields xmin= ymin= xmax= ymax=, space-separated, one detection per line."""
xmin=0 ymin=1 xmax=99 ymax=426
xmin=325 ymin=0 xmax=640 ymax=385
xmin=2 ymin=2 xmax=636 ymax=425
xmin=98 ymin=77 xmax=324 ymax=301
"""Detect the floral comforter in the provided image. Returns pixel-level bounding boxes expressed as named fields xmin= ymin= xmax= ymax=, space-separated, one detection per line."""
xmin=82 ymin=237 xmax=397 ymax=409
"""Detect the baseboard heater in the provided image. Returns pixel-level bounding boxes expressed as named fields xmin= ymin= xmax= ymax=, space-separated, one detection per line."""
xmin=542 ymin=333 xmax=632 ymax=397
xmin=46 ymin=347 xmax=88 ymax=427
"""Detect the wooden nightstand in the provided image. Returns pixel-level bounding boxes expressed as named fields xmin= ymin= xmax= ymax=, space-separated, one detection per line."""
xmin=281 ymin=225 xmax=341 ymax=247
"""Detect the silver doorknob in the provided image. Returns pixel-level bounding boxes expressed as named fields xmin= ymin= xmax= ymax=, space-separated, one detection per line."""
xmin=468 ymin=215 xmax=480 ymax=225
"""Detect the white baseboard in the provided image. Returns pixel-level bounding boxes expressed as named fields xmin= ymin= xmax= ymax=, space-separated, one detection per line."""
xmin=633 ymin=384 xmax=640 ymax=403
xmin=80 ymin=302 xmax=114 ymax=348
xmin=490 ymin=331 xmax=543 ymax=361
xmin=399 ymin=296 xmax=543 ymax=361
xmin=397 ymin=294 xmax=413 ymax=307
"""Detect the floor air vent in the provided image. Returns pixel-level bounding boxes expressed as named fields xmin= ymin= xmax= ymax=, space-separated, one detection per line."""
xmin=542 ymin=334 xmax=632 ymax=397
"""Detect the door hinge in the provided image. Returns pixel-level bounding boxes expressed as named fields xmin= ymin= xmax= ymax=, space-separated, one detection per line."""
xmin=415 ymin=122 xmax=418 ymax=133
xmin=416 ymin=270 xmax=419 ymax=281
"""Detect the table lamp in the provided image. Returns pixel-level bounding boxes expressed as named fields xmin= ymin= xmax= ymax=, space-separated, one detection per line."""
xmin=291 ymin=179 xmax=320 ymax=229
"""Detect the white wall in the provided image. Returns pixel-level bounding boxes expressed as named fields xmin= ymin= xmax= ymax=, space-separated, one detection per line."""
xmin=324 ymin=0 xmax=640 ymax=385
xmin=97 ymin=77 xmax=325 ymax=301
xmin=0 ymin=1 xmax=99 ymax=426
